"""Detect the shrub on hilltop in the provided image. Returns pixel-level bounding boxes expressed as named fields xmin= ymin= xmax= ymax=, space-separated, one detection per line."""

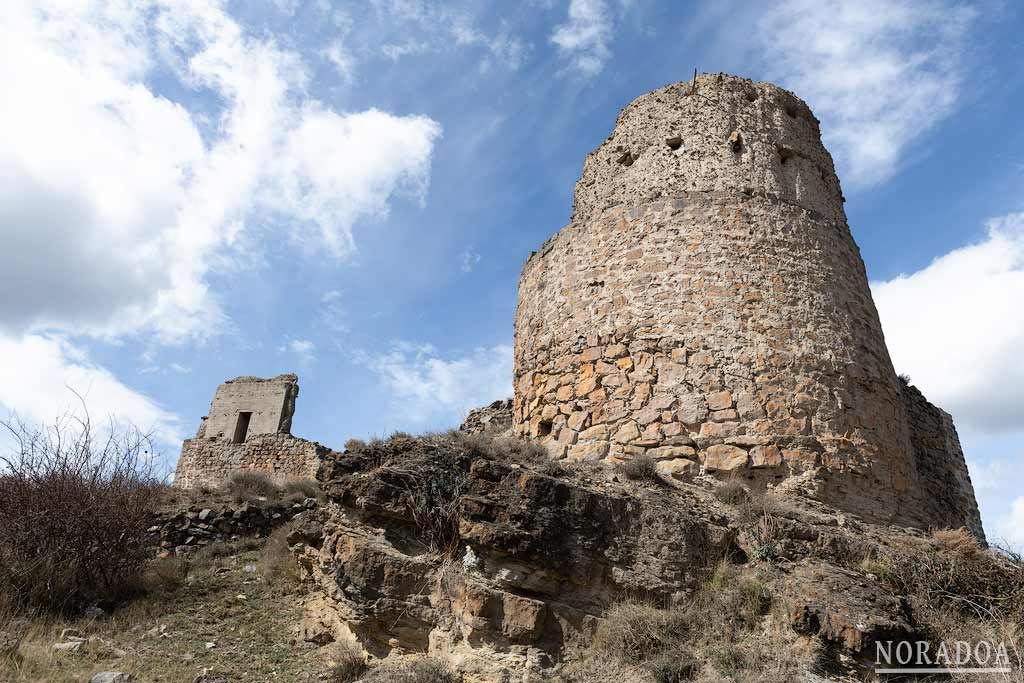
xmin=0 ymin=411 xmax=165 ymax=614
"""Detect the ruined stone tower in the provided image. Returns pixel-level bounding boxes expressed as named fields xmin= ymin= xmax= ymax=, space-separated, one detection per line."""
xmin=513 ymin=74 xmax=982 ymax=536
xmin=173 ymin=374 xmax=328 ymax=489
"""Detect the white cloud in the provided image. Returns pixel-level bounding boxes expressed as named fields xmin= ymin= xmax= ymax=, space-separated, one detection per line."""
xmin=0 ymin=334 xmax=181 ymax=448
xmin=551 ymin=0 xmax=613 ymax=76
xmin=370 ymin=1 xmax=526 ymax=70
xmin=754 ymin=0 xmax=973 ymax=187
xmin=461 ymin=247 xmax=482 ymax=273
xmin=322 ymin=41 xmax=356 ymax=81
xmin=0 ymin=0 xmax=442 ymax=344
xmin=872 ymin=214 xmax=1024 ymax=432
xmin=361 ymin=343 xmax=513 ymax=426
xmin=996 ymin=497 xmax=1024 ymax=551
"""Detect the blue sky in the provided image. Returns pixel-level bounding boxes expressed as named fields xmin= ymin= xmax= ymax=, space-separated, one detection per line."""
xmin=1 ymin=0 xmax=1021 ymax=547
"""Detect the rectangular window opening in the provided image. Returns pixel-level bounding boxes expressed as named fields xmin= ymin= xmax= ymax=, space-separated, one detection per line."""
xmin=232 ymin=411 xmax=252 ymax=444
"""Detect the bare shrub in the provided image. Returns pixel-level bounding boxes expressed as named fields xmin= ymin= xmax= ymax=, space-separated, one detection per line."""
xmin=452 ymin=431 xmax=548 ymax=467
xmin=282 ymin=478 xmax=321 ymax=500
xmin=592 ymin=602 xmax=690 ymax=663
xmin=0 ymin=410 xmax=164 ymax=614
xmin=586 ymin=563 xmax=783 ymax=681
xmin=324 ymin=640 xmax=367 ymax=682
xmin=224 ymin=470 xmax=280 ymax=502
xmin=362 ymin=657 xmax=461 ymax=682
xmin=618 ymin=455 xmax=660 ymax=482
xmin=404 ymin=465 xmax=468 ymax=555
xmin=714 ymin=478 xmax=749 ymax=505
xmin=344 ymin=438 xmax=366 ymax=452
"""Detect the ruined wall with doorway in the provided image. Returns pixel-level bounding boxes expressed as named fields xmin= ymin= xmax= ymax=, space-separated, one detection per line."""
xmin=173 ymin=374 xmax=328 ymax=489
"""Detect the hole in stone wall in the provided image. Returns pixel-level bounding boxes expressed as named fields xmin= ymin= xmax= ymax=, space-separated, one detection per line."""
xmin=784 ymin=104 xmax=798 ymax=118
xmin=537 ymin=420 xmax=552 ymax=437
xmin=776 ymin=144 xmax=795 ymax=165
xmin=665 ymin=136 xmax=683 ymax=150
xmin=232 ymin=411 xmax=252 ymax=444
xmin=728 ymin=130 xmax=743 ymax=153
xmin=745 ymin=90 xmax=758 ymax=102
xmin=617 ymin=151 xmax=635 ymax=166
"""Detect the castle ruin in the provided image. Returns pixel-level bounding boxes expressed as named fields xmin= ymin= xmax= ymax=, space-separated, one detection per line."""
xmin=171 ymin=74 xmax=983 ymax=538
xmin=173 ymin=374 xmax=328 ymax=489
xmin=513 ymin=73 xmax=982 ymax=536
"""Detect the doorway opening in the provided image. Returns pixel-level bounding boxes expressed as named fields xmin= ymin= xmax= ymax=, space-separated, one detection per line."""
xmin=232 ymin=412 xmax=252 ymax=444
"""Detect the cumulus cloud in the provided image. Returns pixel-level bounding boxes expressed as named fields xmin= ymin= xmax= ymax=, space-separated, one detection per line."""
xmin=550 ymin=0 xmax=613 ymax=75
xmin=361 ymin=343 xmax=513 ymax=426
xmin=754 ymin=0 xmax=973 ymax=187
xmin=0 ymin=0 xmax=441 ymax=344
xmin=996 ymin=497 xmax=1024 ymax=550
xmin=0 ymin=334 xmax=181 ymax=447
xmin=872 ymin=213 xmax=1024 ymax=432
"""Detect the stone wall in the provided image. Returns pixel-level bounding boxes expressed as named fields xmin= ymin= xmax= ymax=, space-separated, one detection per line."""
xmin=901 ymin=382 xmax=984 ymax=537
xmin=200 ymin=374 xmax=298 ymax=440
xmin=459 ymin=399 xmax=513 ymax=434
xmin=513 ymin=74 xmax=982 ymax=535
xmin=174 ymin=432 xmax=329 ymax=489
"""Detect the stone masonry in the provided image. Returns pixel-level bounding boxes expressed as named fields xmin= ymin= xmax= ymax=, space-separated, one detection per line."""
xmin=173 ymin=374 xmax=328 ymax=489
xmin=513 ymin=73 xmax=983 ymax=536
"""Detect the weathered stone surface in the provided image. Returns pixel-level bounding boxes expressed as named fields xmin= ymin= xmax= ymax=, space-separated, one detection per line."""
xmin=89 ymin=673 xmax=135 ymax=683
xmin=703 ymin=445 xmax=748 ymax=472
xmin=511 ymin=73 xmax=983 ymax=537
xmin=459 ymin=399 xmax=513 ymax=435
xmin=294 ymin=436 xmax=736 ymax=675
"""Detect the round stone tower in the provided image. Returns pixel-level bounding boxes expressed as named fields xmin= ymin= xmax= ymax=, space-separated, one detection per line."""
xmin=513 ymin=73 xmax=983 ymax=534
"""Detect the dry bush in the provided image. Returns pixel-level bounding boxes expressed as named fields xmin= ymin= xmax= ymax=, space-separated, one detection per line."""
xmin=618 ymin=455 xmax=660 ymax=482
xmin=874 ymin=531 xmax=1024 ymax=677
xmin=323 ymin=640 xmax=367 ymax=682
xmin=282 ymin=478 xmax=321 ymax=500
xmin=260 ymin=523 xmax=302 ymax=593
xmin=592 ymin=602 xmax=690 ymax=663
xmin=224 ymin=470 xmax=280 ymax=502
xmin=932 ymin=527 xmax=982 ymax=555
xmin=0 ymin=410 xmax=164 ymax=614
xmin=361 ymin=657 xmax=461 ymax=682
xmin=586 ymin=563 xmax=784 ymax=681
xmin=344 ymin=438 xmax=366 ymax=452
xmin=452 ymin=431 xmax=548 ymax=467
xmin=403 ymin=464 xmax=468 ymax=555
xmin=714 ymin=478 xmax=749 ymax=506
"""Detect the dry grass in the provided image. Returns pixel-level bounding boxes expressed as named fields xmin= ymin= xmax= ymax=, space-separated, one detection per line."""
xmin=224 ymin=470 xmax=281 ymax=502
xmin=361 ymin=656 xmax=461 ymax=682
xmin=618 ymin=455 xmax=660 ymax=483
xmin=323 ymin=640 xmax=367 ymax=682
xmin=451 ymin=430 xmax=548 ymax=467
xmin=713 ymin=478 xmax=749 ymax=506
xmin=282 ymin=478 xmax=322 ymax=500
xmin=260 ymin=524 xmax=303 ymax=595
xmin=572 ymin=562 xmax=802 ymax=682
xmin=0 ymin=541 xmax=329 ymax=682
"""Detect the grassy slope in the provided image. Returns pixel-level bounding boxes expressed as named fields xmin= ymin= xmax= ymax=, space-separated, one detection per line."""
xmin=2 ymin=542 xmax=322 ymax=683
